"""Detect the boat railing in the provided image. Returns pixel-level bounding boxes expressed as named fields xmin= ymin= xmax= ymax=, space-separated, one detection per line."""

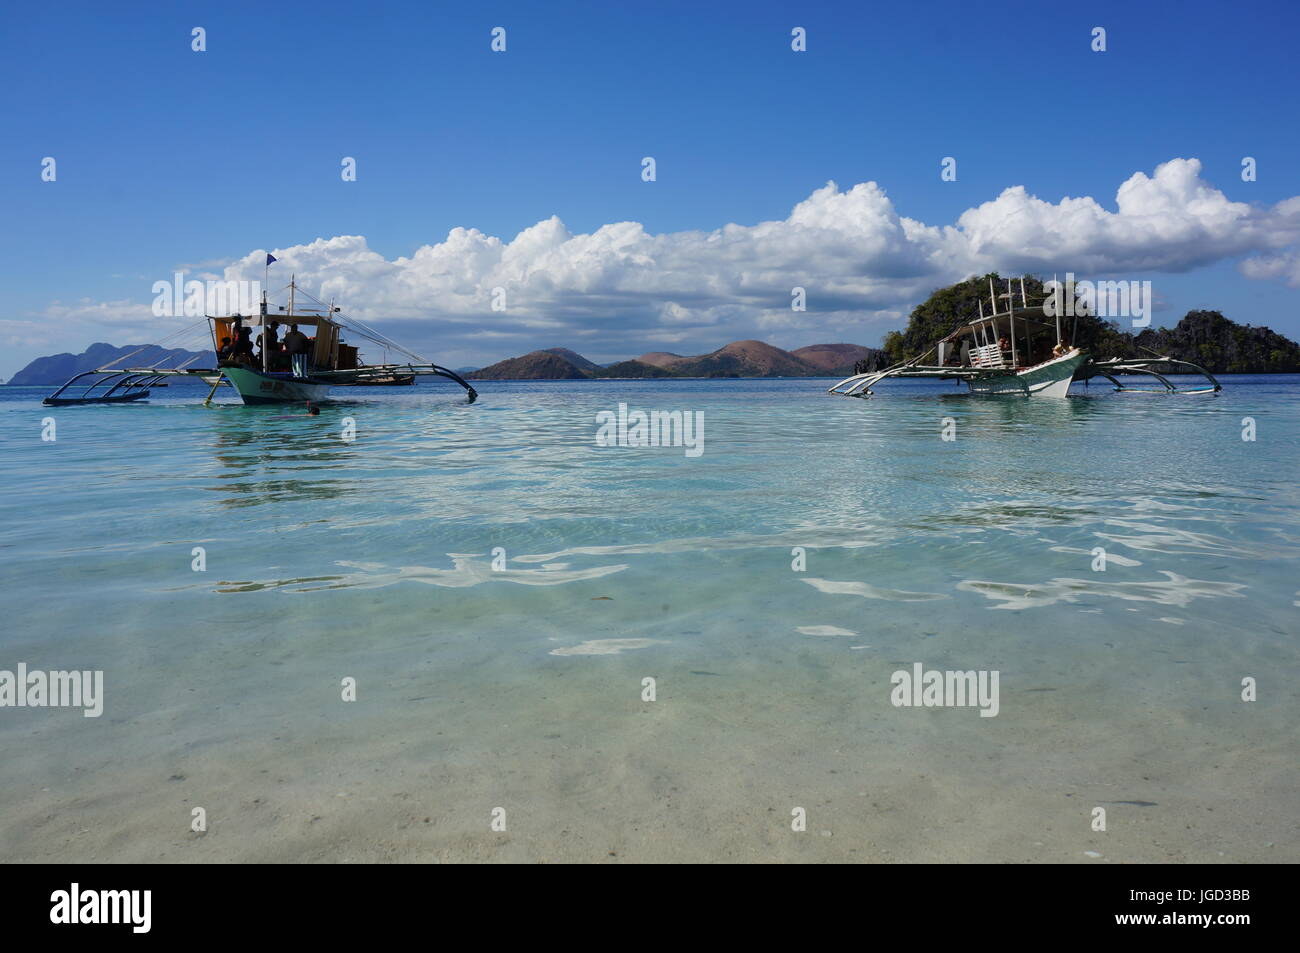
xmin=971 ymin=344 xmax=1006 ymax=369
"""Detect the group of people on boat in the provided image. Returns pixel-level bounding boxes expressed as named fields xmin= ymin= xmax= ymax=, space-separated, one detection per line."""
xmin=217 ymin=317 xmax=313 ymax=377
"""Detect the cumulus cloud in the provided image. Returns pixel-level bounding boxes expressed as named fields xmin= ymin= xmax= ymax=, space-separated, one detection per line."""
xmin=954 ymin=159 xmax=1299 ymax=273
xmin=1241 ymin=252 xmax=1300 ymax=286
xmin=1238 ymin=194 xmax=1300 ymax=286
xmin=26 ymin=158 xmax=1300 ymax=362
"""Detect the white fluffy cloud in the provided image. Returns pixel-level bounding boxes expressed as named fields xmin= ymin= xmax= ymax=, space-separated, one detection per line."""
xmin=29 ymin=158 xmax=1300 ymax=363
xmin=953 ymin=160 xmax=1299 ymax=273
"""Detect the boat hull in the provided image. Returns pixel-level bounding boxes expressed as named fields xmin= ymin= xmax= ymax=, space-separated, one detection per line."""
xmin=220 ymin=367 xmax=332 ymax=405
xmin=966 ymin=350 xmax=1087 ymax=398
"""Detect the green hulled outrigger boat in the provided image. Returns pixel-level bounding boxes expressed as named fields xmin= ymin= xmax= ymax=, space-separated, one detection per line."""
xmin=44 ymin=278 xmax=477 ymax=407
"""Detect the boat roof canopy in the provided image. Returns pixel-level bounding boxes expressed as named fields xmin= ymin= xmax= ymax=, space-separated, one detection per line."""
xmin=212 ymin=312 xmax=337 ymax=327
xmin=945 ymin=308 xmax=1059 ymax=341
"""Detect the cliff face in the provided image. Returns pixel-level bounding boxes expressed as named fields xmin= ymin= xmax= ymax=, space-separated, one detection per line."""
xmin=1134 ymin=311 xmax=1300 ymax=373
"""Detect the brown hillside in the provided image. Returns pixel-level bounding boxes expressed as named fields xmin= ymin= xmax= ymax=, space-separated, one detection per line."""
xmin=541 ymin=347 xmax=601 ymax=371
xmin=666 ymin=339 xmax=812 ymax=377
xmin=466 ymin=351 xmax=589 ymax=380
xmin=637 ymin=351 xmax=687 ymax=368
xmin=791 ymin=343 xmax=880 ymax=375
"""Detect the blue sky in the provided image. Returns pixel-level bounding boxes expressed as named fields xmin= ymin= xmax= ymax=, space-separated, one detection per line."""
xmin=2 ymin=0 xmax=1298 ymax=375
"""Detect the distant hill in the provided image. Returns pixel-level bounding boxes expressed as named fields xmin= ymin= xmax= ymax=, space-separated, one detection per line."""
xmin=665 ymin=339 xmax=812 ymax=377
xmin=791 ymin=343 xmax=882 ymax=376
xmin=541 ymin=348 xmax=602 ymax=372
xmin=468 ymin=350 xmax=680 ymax=380
xmin=592 ymin=360 xmax=679 ymax=378
xmin=10 ymin=342 xmax=213 ymax=385
xmin=638 ymin=351 xmax=687 ymax=368
xmin=465 ymin=350 xmax=590 ymax=380
xmin=464 ymin=341 xmax=890 ymax=379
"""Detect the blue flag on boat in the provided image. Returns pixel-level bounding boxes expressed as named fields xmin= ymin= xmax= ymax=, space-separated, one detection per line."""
xmin=266 ymin=253 xmax=277 ymax=266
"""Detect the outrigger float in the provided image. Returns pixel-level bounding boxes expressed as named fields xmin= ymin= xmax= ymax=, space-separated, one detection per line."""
xmin=44 ymin=278 xmax=477 ymax=407
xmin=828 ymin=278 xmax=1221 ymax=399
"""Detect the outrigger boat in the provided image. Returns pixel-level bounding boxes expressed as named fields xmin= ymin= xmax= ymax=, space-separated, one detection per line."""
xmin=44 ymin=278 xmax=477 ymax=406
xmin=828 ymin=278 xmax=1221 ymax=399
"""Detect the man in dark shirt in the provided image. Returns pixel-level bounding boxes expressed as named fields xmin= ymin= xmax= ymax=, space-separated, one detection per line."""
xmin=283 ymin=324 xmax=310 ymax=377
xmin=231 ymin=326 xmax=255 ymax=364
xmin=256 ymin=321 xmax=282 ymax=367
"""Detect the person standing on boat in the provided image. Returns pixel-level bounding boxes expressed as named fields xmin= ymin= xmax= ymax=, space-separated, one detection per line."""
xmin=231 ymin=325 xmax=256 ymax=365
xmin=256 ymin=321 xmax=281 ymax=366
xmin=283 ymin=324 xmax=310 ymax=378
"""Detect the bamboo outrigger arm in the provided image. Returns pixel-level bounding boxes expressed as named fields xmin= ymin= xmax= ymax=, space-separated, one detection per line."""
xmin=310 ymin=363 xmax=477 ymax=402
xmin=826 ymin=316 xmax=980 ymax=398
xmin=831 ymin=353 xmax=1222 ymax=399
xmin=827 ymin=362 xmax=1021 ymax=398
xmin=1077 ymin=353 xmax=1222 ymax=394
xmin=42 ymin=368 xmax=182 ymax=405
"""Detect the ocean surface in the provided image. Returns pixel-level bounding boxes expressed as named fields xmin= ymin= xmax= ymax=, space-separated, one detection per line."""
xmin=1 ymin=375 xmax=1296 ymax=862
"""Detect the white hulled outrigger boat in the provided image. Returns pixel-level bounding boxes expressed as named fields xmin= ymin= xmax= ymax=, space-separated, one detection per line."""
xmin=44 ymin=278 xmax=477 ymax=406
xmin=828 ymin=278 xmax=1220 ymax=399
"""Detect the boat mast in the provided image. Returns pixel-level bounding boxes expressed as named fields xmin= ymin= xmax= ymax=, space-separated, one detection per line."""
xmin=987 ymin=277 xmax=997 ymax=350
xmin=1008 ymin=279 xmax=1018 ymax=367
xmin=260 ymin=286 xmax=269 ymax=373
xmin=1020 ymin=278 xmax=1030 ymax=363
xmin=1053 ymin=273 xmax=1062 ymax=347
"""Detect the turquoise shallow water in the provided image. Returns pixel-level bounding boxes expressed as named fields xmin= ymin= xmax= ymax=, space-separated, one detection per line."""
xmin=0 ymin=376 xmax=1296 ymax=862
